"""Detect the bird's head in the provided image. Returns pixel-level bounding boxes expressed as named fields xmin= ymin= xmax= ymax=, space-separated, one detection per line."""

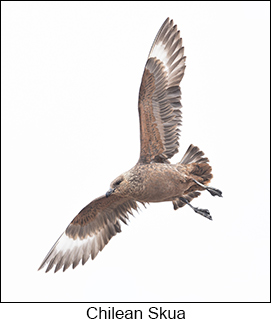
xmin=106 ymin=174 xmax=126 ymax=198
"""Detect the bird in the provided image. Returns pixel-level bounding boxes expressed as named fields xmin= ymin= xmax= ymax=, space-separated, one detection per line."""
xmin=38 ymin=17 xmax=222 ymax=273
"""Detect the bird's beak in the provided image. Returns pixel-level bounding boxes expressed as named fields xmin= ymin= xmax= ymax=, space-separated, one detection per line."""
xmin=105 ymin=188 xmax=115 ymax=198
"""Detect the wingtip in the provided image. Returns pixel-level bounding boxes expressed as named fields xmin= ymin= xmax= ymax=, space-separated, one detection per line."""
xmin=37 ymin=263 xmax=44 ymax=272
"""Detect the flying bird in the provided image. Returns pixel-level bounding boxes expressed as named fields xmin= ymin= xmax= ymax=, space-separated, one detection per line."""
xmin=39 ymin=18 xmax=222 ymax=273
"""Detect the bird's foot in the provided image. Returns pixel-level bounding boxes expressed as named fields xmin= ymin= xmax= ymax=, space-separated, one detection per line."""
xmin=192 ymin=179 xmax=223 ymax=198
xmin=194 ymin=207 xmax=212 ymax=220
xmin=179 ymin=197 xmax=213 ymax=220
xmin=206 ymin=186 xmax=223 ymax=197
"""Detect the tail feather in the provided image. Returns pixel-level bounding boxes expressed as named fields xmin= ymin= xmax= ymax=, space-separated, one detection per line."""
xmin=180 ymin=144 xmax=213 ymax=192
xmin=173 ymin=144 xmax=214 ymax=210
xmin=180 ymin=144 xmax=209 ymax=164
xmin=187 ymin=163 xmax=213 ymax=188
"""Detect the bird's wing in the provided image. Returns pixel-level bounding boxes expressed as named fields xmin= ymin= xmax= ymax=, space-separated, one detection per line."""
xmin=138 ymin=18 xmax=186 ymax=164
xmin=38 ymin=195 xmax=140 ymax=273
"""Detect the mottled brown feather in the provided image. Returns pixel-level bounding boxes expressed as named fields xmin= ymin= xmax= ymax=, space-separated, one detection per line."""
xmin=68 ymin=195 xmax=138 ymax=238
xmin=38 ymin=195 xmax=139 ymax=272
xmin=138 ymin=18 xmax=186 ymax=164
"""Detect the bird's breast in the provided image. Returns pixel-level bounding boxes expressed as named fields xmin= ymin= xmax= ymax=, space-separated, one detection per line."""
xmin=129 ymin=164 xmax=187 ymax=203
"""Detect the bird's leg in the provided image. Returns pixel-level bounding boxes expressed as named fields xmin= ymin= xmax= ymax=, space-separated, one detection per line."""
xmin=192 ymin=179 xmax=223 ymax=197
xmin=179 ymin=197 xmax=212 ymax=220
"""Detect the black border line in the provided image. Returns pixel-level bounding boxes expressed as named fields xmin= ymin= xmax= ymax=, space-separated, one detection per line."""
xmin=1 ymin=301 xmax=270 ymax=304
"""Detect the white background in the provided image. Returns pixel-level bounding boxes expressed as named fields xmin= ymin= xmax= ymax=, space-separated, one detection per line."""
xmin=1 ymin=1 xmax=270 ymax=321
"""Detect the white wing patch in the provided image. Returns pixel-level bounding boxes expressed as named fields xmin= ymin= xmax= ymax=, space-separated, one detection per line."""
xmin=38 ymin=228 xmax=110 ymax=273
xmin=148 ymin=18 xmax=185 ymax=81
xmin=39 ymin=196 xmax=138 ymax=273
xmin=150 ymin=42 xmax=170 ymax=73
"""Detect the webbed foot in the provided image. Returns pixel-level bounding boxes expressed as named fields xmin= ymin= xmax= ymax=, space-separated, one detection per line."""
xmin=194 ymin=207 xmax=212 ymax=220
xmin=192 ymin=179 xmax=223 ymax=197
xmin=179 ymin=197 xmax=213 ymax=221
xmin=206 ymin=186 xmax=223 ymax=197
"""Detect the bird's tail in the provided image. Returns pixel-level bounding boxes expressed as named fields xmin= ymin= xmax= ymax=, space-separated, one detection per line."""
xmin=180 ymin=144 xmax=209 ymax=165
xmin=179 ymin=144 xmax=213 ymax=187
xmin=173 ymin=144 xmax=220 ymax=210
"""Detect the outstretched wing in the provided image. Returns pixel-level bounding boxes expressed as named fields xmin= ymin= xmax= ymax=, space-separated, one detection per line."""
xmin=138 ymin=18 xmax=186 ymax=164
xmin=38 ymin=195 xmax=139 ymax=273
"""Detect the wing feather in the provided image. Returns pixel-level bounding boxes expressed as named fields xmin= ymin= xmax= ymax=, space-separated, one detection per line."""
xmin=38 ymin=195 xmax=139 ymax=273
xmin=138 ymin=18 xmax=186 ymax=164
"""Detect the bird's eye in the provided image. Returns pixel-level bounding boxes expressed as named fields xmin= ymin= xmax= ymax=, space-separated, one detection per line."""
xmin=114 ymin=180 xmax=122 ymax=186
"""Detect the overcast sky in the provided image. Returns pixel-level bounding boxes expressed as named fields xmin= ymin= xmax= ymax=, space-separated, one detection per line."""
xmin=1 ymin=1 xmax=270 ymax=322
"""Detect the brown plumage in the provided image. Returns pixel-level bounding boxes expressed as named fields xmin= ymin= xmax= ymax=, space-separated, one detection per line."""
xmin=38 ymin=18 xmax=222 ymax=273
